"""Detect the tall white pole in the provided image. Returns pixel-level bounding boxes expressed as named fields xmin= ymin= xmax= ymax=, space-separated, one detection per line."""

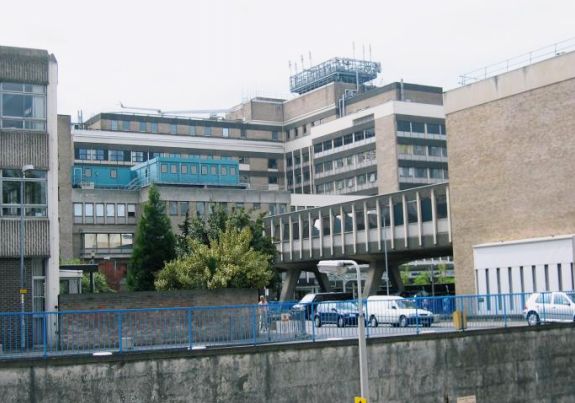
xmin=354 ymin=263 xmax=370 ymax=401
xmin=20 ymin=170 xmax=26 ymax=349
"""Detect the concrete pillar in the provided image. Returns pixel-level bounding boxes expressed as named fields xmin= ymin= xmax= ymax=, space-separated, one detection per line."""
xmin=389 ymin=264 xmax=405 ymax=293
xmin=280 ymin=268 xmax=302 ymax=301
xmin=363 ymin=261 xmax=386 ymax=297
xmin=313 ymin=268 xmax=332 ymax=293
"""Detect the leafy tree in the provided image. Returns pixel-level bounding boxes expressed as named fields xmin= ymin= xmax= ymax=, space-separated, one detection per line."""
xmin=400 ymin=264 xmax=411 ymax=285
xmin=176 ymin=211 xmax=193 ymax=257
xmin=413 ymin=271 xmax=431 ymax=286
xmin=155 ymin=225 xmax=274 ymax=290
xmin=81 ymin=273 xmax=115 ymax=293
xmin=127 ymin=184 xmax=176 ymax=291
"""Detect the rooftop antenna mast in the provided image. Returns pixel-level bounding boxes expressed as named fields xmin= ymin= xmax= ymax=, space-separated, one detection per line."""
xmin=369 ymin=44 xmax=372 ymax=61
xmin=309 ymin=51 xmax=312 ymax=68
xmin=353 ymin=41 xmax=356 ymax=59
xmin=301 ymin=54 xmax=305 ymax=70
xmin=289 ymin=60 xmax=292 ymax=76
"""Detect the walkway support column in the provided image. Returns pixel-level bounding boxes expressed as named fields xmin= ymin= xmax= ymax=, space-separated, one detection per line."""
xmin=312 ymin=268 xmax=332 ymax=293
xmin=363 ymin=261 xmax=386 ymax=297
xmin=280 ymin=268 xmax=302 ymax=301
xmin=388 ymin=264 xmax=405 ymax=293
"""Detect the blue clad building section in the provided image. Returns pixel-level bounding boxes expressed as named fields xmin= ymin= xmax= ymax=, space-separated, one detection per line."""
xmin=71 ymin=157 xmax=240 ymax=189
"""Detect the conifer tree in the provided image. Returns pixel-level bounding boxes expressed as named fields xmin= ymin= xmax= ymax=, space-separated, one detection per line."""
xmin=127 ymin=184 xmax=176 ymax=291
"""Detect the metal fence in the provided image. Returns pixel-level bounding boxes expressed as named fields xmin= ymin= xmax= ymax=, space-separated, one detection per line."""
xmin=0 ymin=292 xmax=571 ymax=359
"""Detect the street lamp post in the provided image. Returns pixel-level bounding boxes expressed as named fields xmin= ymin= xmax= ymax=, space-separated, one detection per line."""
xmin=20 ymin=164 xmax=34 ymax=349
xmin=382 ymin=215 xmax=390 ymax=296
xmin=318 ymin=260 xmax=369 ymax=402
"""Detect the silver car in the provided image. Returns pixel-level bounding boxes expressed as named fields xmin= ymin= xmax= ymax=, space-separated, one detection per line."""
xmin=523 ymin=292 xmax=575 ymax=325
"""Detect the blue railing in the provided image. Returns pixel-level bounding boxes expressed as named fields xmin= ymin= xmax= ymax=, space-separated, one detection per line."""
xmin=0 ymin=292 xmax=571 ymax=360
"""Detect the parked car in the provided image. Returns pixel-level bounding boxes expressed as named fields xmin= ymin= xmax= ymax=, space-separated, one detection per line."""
xmin=291 ymin=292 xmax=353 ymax=319
xmin=366 ymin=296 xmax=434 ymax=327
xmin=313 ymin=301 xmax=364 ymax=328
xmin=523 ymin=292 xmax=575 ymax=325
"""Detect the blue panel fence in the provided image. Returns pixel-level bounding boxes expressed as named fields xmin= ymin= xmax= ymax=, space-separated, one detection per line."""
xmin=0 ymin=292 xmax=571 ymax=359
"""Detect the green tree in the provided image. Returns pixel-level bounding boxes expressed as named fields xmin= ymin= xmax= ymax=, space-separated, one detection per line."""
xmin=81 ymin=273 xmax=115 ymax=293
xmin=155 ymin=225 xmax=274 ymax=290
xmin=413 ymin=271 xmax=431 ymax=286
xmin=400 ymin=264 xmax=411 ymax=285
xmin=127 ymin=184 xmax=176 ymax=291
xmin=176 ymin=211 xmax=193 ymax=257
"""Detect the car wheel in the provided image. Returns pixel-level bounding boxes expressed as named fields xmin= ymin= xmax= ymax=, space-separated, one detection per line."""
xmin=527 ymin=311 xmax=540 ymax=326
xmin=314 ymin=315 xmax=322 ymax=328
xmin=399 ymin=316 xmax=408 ymax=328
xmin=369 ymin=315 xmax=378 ymax=328
xmin=337 ymin=316 xmax=345 ymax=328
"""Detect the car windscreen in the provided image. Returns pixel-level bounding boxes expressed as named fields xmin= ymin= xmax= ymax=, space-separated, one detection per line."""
xmin=566 ymin=292 xmax=575 ymax=304
xmin=336 ymin=302 xmax=358 ymax=311
xmin=299 ymin=294 xmax=315 ymax=303
xmin=396 ymin=299 xmax=415 ymax=309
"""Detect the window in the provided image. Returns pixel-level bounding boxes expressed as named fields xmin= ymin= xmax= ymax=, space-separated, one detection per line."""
xmin=190 ymin=126 xmax=196 ymax=136
xmin=430 ymin=169 xmax=443 ymax=179
xmin=74 ymin=203 xmax=82 ymax=217
xmin=429 ymin=146 xmax=443 ymax=157
xmin=201 ymin=166 xmax=208 ymax=175
xmin=220 ymin=166 xmax=227 ymax=175
xmin=323 ymin=140 xmax=332 ymax=151
xmin=117 ymin=204 xmax=126 ymax=217
xmin=85 ymin=203 xmax=94 ymax=217
xmin=204 ymin=126 xmax=212 ymax=136
xmin=344 ymin=133 xmax=353 ymax=145
xmin=369 ymin=172 xmax=377 ymax=183
xmin=169 ymin=201 xmax=177 ymax=216
xmin=211 ymin=166 xmax=217 ymax=175
xmin=295 ymin=155 xmax=301 ymax=165
xmin=268 ymin=204 xmax=276 ymax=215
xmin=399 ymin=167 xmax=413 ymax=178
xmin=413 ymin=145 xmax=427 ymax=156
xmin=314 ymin=143 xmax=323 ymax=153
xmin=268 ymin=176 xmax=278 ymax=184
xmin=354 ymin=131 xmax=364 ymax=142
xmin=412 ymin=122 xmax=425 ymax=133
xmin=315 ymin=163 xmax=323 ymax=173
xmin=294 ymin=128 xmax=299 ymax=138
xmin=223 ymin=128 xmax=229 ymax=138
xmin=110 ymin=120 xmax=118 ymax=130
xmin=151 ymin=122 xmax=158 ymax=133
xmin=241 ymin=128 xmax=247 ymax=138
xmin=268 ymin=159 xmax=278 ymax=169
xmin=191 ymin=164 xmax=198 ymax=174
xmin=1 ymin=169 xmax=48 ymax=216
xmin=272 ymin=131 xmax=279 ymax=140
xmin=84 ymin=168 xmax=92 ymax=178
xmin=364 ymin=129 xmax=375 ymax=139
xmin=139 ymin=122 xmax=146 ymax=132
xmin=286 ymin=157 xmax=292 ymax=167
xmin=230 ymin=167 xmax=236 ymax=175
xmin=334 ymin=137 xmax=343 ymax=148
xmin=357 ymin=174 xmax=366 ymax=185
xmin=415 ymin=168 xmax=427 ymax=178
xmin=161 ymin=164 xmax=168 ymax=173
xmin=181 ymin=165 xmax=188 ymax=174
xmin=303 ymin=153 xmax=309 ymax=163
xmin=397 ymin=121 xmax=411 ymax=132
xmin=197 ymin=201 xmax=205 ymax=216
xmin=94 ymin=149 xmax=105 ymax=161
xmin=347 ymin=178 xmax=354 ymax=188
xmin=181 ymin=201 xmax=189 ymax=215
xmin=253 ymin=202 xmax=261 ymax=209
xmin=109 ymin=150 xmax=124 ymax=161
xmin=336 ymin=179 xmax=344 ymax=190
xmin=407 ymin=200 xmax=418 ymax=223
xmin=127 ymin=204 xmax=136 ymax=218
xmin=239 ymin=156 xmax=250 ymax=164
xmin=427 ymin=123 xmax=440 ymax=134
xmin=1 ymin=83 xmax=46 ymax=130
xmin=132 ymin=152 xmax=144 ymax=163
xmin=110 ymin=169 xmax=117 ymax=179
xmin=123 ymin=121 xmax=130 ymax=131
xmin=96 ymin=203 xmax=105 ymax=217
xmin=324 ymin=161 xmax=333 ymax=171
xmin=171 ymin=165 xmax=178 ymax=174
xmin=170 ymin=124 xmax=177 ymax=134
xmin=106 ymin=204 xmax=115 ymax=217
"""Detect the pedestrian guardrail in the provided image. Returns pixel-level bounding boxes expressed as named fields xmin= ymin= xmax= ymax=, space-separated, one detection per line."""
xmin=0 ymin=292 xmax=570 ymax=359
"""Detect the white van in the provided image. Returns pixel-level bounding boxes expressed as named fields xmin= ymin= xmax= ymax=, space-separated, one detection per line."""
xmin=366 ymin=296 xmax=434 ymax=327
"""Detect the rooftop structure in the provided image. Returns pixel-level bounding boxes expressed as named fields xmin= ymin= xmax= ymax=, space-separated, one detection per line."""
xmin=289 ymin=57 xmax=381 ymax=95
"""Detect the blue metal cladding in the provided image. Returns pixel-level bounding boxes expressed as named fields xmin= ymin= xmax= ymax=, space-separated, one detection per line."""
xmin=72 ymin=157 xmax=240 ymax=188
xmin=132 ymin=157 xmax=240 ymax=187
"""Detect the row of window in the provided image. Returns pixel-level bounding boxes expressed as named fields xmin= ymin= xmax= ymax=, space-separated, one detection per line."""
xmin=397 ymin=121 xmax=446 ymax=135
xmin=269 ymin=195 xmax=449 ymax=239
xmin=399 ymin=167 xmax=449 ymax=180
xmin=73 ymin=203 xmax=137 ymax=218
xmin=315 ymin=172 xmax=377 ymax=194
xmin=397 ymin=144 xmax=448 ymax=158
xmin=160 ymin=163 xmax=237 ymax=176
xmin=1 ymin=169 xmax=47 ymax=217
xmin=313 ymin=128 xmax=375 ymax=154
xmin=286 ymin=153 xmax=310 ymax=167
xmin=83 ymin=233 xmax=133 ymax=250
xmin=1 ymin=83 xmax=46 ymax=131
xmin=315 ymin=149 xmax=376 ymax=174
xmin=108 ymin=119 xmax=280 ymax=141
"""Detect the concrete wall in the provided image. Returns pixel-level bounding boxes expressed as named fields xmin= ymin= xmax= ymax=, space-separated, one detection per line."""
xmin=1 ymin=324 xmax=574 ymax=402
xmin=445 ymin=51 xmax=575 ymax=295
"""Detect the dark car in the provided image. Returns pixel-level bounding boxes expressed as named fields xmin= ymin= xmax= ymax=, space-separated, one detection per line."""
xmin=291 ymin=292 xmax=353 ymax=319
xmin=313 ymin=301 xmax=363 ymax=328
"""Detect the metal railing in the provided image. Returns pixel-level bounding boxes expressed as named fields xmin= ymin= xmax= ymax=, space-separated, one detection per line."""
xmin=0 ymin=293 xmax=569 ymax=360
xmin=459 ymin=37 xmax=575 ymax=85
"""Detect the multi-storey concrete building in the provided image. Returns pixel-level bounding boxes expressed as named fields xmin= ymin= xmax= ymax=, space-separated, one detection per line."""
xmin=59 ymin=57 xmax=448 ymax=291
xmin=0 ymin=46 xmax=59 ymax=320
xmin=445 ymin=50 xmax=575 ymax=296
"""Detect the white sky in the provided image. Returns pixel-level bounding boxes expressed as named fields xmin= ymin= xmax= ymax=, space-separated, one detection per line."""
xmin=2 ymin=0 xmax=574 ymax=120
